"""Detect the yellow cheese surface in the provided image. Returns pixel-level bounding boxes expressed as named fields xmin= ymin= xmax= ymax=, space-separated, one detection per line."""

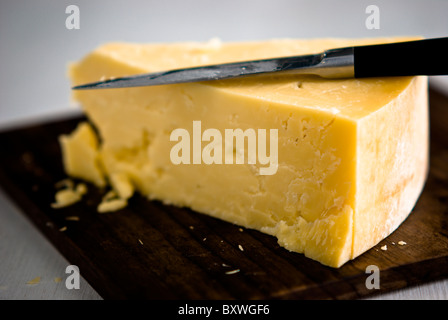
xmin=64 ymin=38 xmax=428 ymax=267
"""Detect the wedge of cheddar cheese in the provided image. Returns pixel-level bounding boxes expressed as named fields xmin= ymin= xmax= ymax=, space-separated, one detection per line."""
xmin=62 ymin=38 xmax=428 ymax=267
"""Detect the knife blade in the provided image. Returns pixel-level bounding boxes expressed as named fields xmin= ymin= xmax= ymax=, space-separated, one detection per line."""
xmin=72 ymin=37 xmax=448 ymax=90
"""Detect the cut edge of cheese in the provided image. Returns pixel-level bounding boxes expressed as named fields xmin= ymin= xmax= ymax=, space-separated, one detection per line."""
xmin=353 ymin=75 xmax=428 ymax=258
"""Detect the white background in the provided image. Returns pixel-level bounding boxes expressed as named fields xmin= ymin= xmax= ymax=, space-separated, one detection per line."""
xmin=0 ymin=0 xmax=447 ymax=299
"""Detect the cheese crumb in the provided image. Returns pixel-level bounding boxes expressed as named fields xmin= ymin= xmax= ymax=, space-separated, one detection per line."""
xmin=103 ymin=190 xmax=118 ymax=201
xmin=381 ymin=245 xmax=387 ymax=251
xmin=398 ymin=240 xmax=407 ymax=246
xmin=55 ymin=178 xmax=74 ymax=189
xmin=238 ymin=244 xmax=244 ymax=252
xmin=51 ymin=180 xmax=88 ymax=209
xmin=97 ymin=189 xmax=128 ymax=213
xmin=98 ymin=198 xmax=127 ymax=213
xmin=51 ymin=188 xmax=82 ymax=208
xmin=65 ymin=216 xmax=80 ymax=221
xmin=225 ymin=269 xmax=240 ymax=275
xmin=76 ymin=183 xmax=87 ymax=195
xmin=26 ymin=277 xmax=41 ymax=285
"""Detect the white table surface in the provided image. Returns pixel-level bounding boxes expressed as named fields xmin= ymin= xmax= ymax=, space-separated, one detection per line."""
xmin=1 ymin=0 xmax=447 ymax=300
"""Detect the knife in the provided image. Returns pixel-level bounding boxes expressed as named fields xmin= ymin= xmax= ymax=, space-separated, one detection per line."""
xmin=72 ymin=37 xmax=448 ymax=90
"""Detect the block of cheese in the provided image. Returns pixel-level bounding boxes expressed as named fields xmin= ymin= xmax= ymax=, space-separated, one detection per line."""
xmin=63 ymin=38 xmax=428 ymax=267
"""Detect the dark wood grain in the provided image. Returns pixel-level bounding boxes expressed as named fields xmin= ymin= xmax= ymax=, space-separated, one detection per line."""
xmin=0 ymin=88 xmax=447 ymax=300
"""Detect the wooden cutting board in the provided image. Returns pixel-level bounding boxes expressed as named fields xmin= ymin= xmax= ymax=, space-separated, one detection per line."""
xmin=0 ymin=88 xmax=447 ymax=300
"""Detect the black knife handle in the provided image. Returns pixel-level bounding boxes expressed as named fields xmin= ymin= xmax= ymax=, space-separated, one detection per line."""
xmin=353 ymin=37 xmax=448 ymax=78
